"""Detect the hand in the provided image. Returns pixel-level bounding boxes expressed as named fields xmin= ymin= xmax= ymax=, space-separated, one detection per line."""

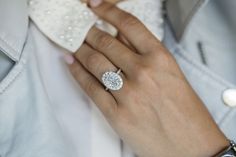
xmin=65 ymin=1 xmax=229 ymax=157
xmin=81 ymin=0 xmax=121 ymax=5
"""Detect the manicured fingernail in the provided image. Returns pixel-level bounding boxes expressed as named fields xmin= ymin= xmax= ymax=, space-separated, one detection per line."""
xmin=89 ymin=0 xmax=102 ymax=7
xmin=63 ymin=54 xmax=74 ymax=65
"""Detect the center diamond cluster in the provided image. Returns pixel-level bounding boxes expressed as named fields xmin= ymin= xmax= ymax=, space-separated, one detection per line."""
xmin=102 ymin=71 xmax=123 ymax=91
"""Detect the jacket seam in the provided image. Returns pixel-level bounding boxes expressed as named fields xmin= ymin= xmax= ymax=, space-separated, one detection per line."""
xmin=0 ymin=35 xmax=21 ymax=61
xmin=173 ymin=45 xmax=235 ymax=88
xmin=0 ymin=62 xmax=26 ymax=94
xmin=177 ymin=0 xmax=207 ymax=41
xmin=0 ymin=42 xmax=28 ymax=94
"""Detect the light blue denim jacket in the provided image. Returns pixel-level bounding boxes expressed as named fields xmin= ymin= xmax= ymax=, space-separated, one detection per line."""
xmin=165 ymin=0 xmax=236 ymax=141
xmin=0 ymin=0 xmax=235 ymax=156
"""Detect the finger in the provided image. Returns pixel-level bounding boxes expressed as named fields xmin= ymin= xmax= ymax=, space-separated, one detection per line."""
xmin=86 ymin=0 xmax=122 ymax=5
xmin=89 ymin=1 xmax=159 ymax=54
xmin=75 ymin=43 xmax=117 ymax=81
xmin=117 ymin=33 xmax=136 ymax=52
xmin=86 ymin=26 xmax=138 ymax=72
xmin=74 ymin=43 xmax=129 ymax=98
xmin=68 ymin=55 xmax=118 ymax=119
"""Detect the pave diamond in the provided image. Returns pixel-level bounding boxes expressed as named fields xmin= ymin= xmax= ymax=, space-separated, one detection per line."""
xmin=102 ymin=71 xmax=123 ymax=91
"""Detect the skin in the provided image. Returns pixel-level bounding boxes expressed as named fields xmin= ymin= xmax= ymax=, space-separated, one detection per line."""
xmin=81 ymin=0 xmax=121 ymax=4
xmin=105 ymin=0 xmax=121 ymax=3
xmin=67 ymin=1 xmax=229 ymax=157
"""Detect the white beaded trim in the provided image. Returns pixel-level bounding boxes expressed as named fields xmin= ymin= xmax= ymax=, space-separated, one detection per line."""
xmin=28 ymin=0 xmax=164 ymax=52
xmin=29 ymin=0 xmax=98 ymax=52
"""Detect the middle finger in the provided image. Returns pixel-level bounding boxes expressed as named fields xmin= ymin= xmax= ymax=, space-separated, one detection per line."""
xmin=86 ymin=27 xmax=139 ymax=73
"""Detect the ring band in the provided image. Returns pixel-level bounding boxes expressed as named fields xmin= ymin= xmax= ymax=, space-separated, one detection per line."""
xmin=102 ymin=69 xmax=123 ymax=91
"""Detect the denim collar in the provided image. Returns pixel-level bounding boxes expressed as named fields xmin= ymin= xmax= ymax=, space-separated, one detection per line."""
xmin=166 ymin=0 xmax=209 ymax=41
xmin=0 ymin=0 xmax=29 ymax=62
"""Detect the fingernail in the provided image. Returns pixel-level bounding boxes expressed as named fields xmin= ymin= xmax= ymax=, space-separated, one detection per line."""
xmin=89 ymin=0 xmax=102 ymax=7
xmin=63 ymin=54 xmax=75 ymax=65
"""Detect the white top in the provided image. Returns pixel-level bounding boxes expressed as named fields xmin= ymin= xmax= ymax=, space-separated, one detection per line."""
xmin=0 ymin=0 xmax=164 ymax=157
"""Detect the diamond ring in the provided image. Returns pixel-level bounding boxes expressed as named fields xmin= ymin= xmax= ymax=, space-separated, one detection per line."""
xmin=102 ymin=69 xmax=123 ymax=91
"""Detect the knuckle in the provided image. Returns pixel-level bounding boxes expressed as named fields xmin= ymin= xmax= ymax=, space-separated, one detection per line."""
xmin=103 ymin=104 xmax=117 ymax=121
xmin=147 ymin=42 xmax=160 ymax=53
xmin=85 ymin=81 xmax=97 ymax=97
xmin=119 ymin=13 xmax=140 ymax=31
xmin=150 ymin=44 xmax=171 ymax=60
xmin=133 ymin=63 xmax=143 ymax=75
xmin=133 ymin=63 xmax=152 ymax=82
xmin=116 ymin=108 xmax=136 ymax=128
xmin=70 ymin=64 xmax=80 ymax=77
xmin=146 ymin=44 xmax=174 ymax=66
xmin=155 ymin=51 xmax=174 ymax=68
xmin=86 ymin=53 xmax=102 ymax=71
xmin=86 ymin=53 xmax=97 ymax=69
xmin=138 ymin=66 xmax=151 ymax=78
xmin=123 ymin=85 xmax=134 ymax=100
xmin=95 ymin=32 xmax=114 ymax=50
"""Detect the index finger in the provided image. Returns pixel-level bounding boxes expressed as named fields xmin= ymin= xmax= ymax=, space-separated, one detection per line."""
xmin=90 ymin=1 xmax=159 ymax=54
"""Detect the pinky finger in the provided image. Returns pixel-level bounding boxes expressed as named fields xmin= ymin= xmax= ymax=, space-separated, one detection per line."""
xmin=67 ymin=55 xmax=118 ymax=119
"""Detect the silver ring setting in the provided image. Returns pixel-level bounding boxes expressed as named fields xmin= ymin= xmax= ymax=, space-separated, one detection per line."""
xmin=102 ymin=69 xmax=123 ymax=91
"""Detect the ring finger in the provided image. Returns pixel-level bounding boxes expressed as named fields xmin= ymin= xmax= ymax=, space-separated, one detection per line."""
xmin=74 ymin=43 xmax=128 ymax=98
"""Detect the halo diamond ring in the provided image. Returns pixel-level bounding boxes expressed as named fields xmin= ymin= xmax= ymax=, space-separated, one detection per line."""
xmin=102 ymin=69 xmax=123 ymax=91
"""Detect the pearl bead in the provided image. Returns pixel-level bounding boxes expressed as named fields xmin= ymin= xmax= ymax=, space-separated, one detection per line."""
xmin=29 ymin=1 xmax=35 ymax=5
xmin=78 ymin=15 xmax=84 ymax=19
xmin=64 ymin=15 xmax=69 ymax=19
xmin=46 ymin=10 xmax=51 ymax=14
xmin=69 ymin=38 xmax=73 ymax=42
xmin=60 ymin=35 xmax=65 ymax=39
xmin=83 ymin=11 xmax=89 ymax=16
xmin=96 ymin=20 xmax=103 ymax=25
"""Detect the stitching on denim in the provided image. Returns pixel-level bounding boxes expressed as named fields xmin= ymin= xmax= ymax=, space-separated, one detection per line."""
xmin=0 ymin=43 xmax=28 ymax=94
xmin=0 ymin=62 xmax=25 ymax=95
xmin=0 ymin=33 xmax=21 ymax=61
xmin=174 ymin=45 xmax=235 ymax=88
xmin=179 ymin=0 xmax=208 ymax=41
xmin=218 ymin=108 xmax=236 ymax=126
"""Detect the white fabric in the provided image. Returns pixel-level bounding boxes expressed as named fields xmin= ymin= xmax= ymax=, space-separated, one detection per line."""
xmin=26 ymin=0 xmax=164 ymax=156
xmin=28 ymin=0 xmax=164 ymax=52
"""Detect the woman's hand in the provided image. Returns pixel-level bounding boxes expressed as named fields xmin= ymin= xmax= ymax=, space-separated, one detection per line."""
xmin=81 ymin=0 xmax=121 ymax=5
xmin=65 ymin=1 xmax=228 ymax=157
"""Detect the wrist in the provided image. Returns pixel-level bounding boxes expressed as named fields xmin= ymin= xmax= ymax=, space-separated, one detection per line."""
xmin=209 ymin=137 xmax=229 ymax=157
xmin=213 ymin=140 xmax=236 ymax=157
xmin=175 ymin=128 xmax=229 ymax=157
xmin=197 ymin=134 xmax=229 ymax=157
